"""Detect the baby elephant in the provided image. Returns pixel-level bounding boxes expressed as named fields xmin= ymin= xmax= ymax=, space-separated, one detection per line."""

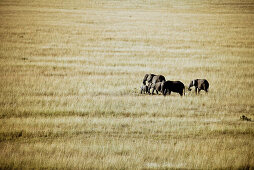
xmin=188 ymin=79 xmax=209 ymax=94
xmin=140 ymin=84 xmax=149 ymax=94
xmin=161 ymin=81 xmax=185 ymax=96
xmin=150 ymin=81 xmax=164 ymax=95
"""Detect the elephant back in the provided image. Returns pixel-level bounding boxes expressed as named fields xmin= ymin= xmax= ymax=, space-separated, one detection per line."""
xmin=151 ymin=75 xmax=166 ymax=84
xmin=197 ymin=79 xmax=209 ymax=89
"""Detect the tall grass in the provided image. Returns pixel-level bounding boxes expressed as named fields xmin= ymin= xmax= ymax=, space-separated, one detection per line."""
xmin=0 ymin=0 xmax=254 ymax=169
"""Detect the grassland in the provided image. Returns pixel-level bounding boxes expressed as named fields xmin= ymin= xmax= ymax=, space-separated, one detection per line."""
xmin=0 ymin=0 xmax=254 ymax=169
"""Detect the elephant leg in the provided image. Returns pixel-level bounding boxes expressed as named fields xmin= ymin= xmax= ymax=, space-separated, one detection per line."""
xmin=150 ymin=84 xmax=156 ymax=95
xmin=198 ymin=88 xmax=201 ymax=94
xmin=195 ymin=87 xmax=198 ymax=94
xmin=151 ymin=88 xmax=155 ymax=95
xmin=145 ymin=86 xmax=148 ymax=94
xmin=148 ymin=84 xmax=152 ymax=94
xmin=163 ymin=89 xmax=167 ymax=96
xmin=179 ymin=91 xmax=183 ymax=96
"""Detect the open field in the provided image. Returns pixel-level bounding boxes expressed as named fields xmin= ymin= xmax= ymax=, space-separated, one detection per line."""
xmin=0 ymin=0 xmax=254 ymax=169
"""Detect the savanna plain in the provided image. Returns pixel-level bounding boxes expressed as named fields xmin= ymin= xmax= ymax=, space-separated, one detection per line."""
xmin=0 ymin=0 xmax=254 ymax=169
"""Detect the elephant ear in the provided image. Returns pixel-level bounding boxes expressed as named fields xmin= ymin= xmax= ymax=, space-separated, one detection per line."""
xmin=147 ymin=74 xmax=152 ymax=83
xmin=193 ymin=80 xmax=197 ymax=86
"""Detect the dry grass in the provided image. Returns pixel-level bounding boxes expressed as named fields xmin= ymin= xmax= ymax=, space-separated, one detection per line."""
xmin=0 ymin=0 xmax=254 ymax=169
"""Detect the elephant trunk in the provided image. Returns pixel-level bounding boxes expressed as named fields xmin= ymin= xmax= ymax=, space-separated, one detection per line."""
xmin=188 ymin=81 xmax=193 ymax=91
xmin=142 ymin=74 xmax=149 ymax=85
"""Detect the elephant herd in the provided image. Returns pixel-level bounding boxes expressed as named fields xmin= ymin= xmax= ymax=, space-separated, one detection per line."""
xmin=140 ymin=73 xmax=209 ymax=96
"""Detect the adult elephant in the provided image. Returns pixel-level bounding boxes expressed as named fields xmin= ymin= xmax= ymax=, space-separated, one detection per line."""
xmin=150 ymin=81 xmax=163 ymax=95
xmin=188 ymin=79 xmax=209 ymax=94
xmin=161 ymin=80 xmax=185 ymax=96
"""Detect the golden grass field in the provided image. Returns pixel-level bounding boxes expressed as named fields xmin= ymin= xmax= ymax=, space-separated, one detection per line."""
xmin=0 ymin=0 xmax=254 ymax=169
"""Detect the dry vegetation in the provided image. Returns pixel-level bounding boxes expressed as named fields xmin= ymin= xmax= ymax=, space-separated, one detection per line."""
xmin=0 ymin=0 xmax=254 ymax=169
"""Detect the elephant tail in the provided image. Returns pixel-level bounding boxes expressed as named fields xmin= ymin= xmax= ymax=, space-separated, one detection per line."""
xmin=143 ymin=74 xmax=149 ymax=85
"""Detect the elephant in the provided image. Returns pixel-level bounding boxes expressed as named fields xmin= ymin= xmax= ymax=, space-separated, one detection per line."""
xmin=161 ymin=81 xmax=185 ymax=96
xmin=148 ymin=75 xmax=166 ymax=94
xmin=188 ymin=79 xmax=209 ymax=94
xmin=142 ymin=73 xmax=166 ymax=94
xmin=149 ymin=81 xmax=164 ymax=95
xmin=140 ymin=84 xmax=149 ymax=94
xmin=240 ymin=115 xmax=251 ymax=121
